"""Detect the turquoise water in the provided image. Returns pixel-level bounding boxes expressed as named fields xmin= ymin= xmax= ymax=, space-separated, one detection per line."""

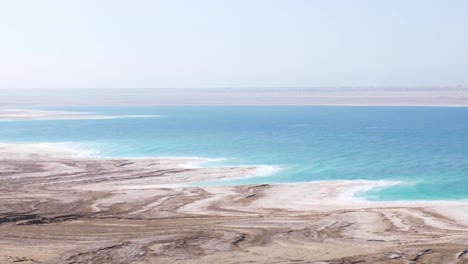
xmin=1 ymin=106 xmax=468 ymax=201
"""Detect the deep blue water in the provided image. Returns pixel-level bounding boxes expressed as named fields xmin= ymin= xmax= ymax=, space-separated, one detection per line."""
xmin=1 ymin=106 xmax=468 ymax=201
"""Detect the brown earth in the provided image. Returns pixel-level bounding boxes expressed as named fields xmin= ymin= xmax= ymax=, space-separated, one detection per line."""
xmin=1 ymin=144 xmax=468 ymax=264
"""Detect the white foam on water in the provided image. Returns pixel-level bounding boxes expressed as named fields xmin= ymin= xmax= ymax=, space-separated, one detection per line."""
xmin=202 ymin=165 xmax=284 ymax=184
xmin=38 ymin=142 xmax=102 ymax=158
xmin=167 ymin=157 xmax=283 ymax=178
xmin=337 ymin=180 xmax=402 ymax=202
xmin=35 ymin=142 xmax=284 ymax=184
xmin=89 ymin=114 xmax=161 ymax=120
xmin=0 ymin=108 xmax=161 ymax=121
xmin=252 ymin=165 xmax=283 ymax=177
xmin=168 ymin=157 xmax=228 ymax=168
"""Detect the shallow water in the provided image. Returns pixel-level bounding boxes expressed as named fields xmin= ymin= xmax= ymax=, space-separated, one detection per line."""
xmin=2 ymin=106 xmax=468 ymax=201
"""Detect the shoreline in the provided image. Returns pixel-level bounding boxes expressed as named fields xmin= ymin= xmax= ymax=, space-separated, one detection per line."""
xmin=1 ymin=142 xmax=466 ymax=205
xmin=5 ymin=104 xmax=468 ymax=107
xmin=1 ymin=143 xmax=468 ymax=263
xmin=3 ymin=104 xmax=468 ymax=122
xmin=0 ymin=142 xmax=398 ymax=203
xmin=0 ymin=108 xmax=159 ymax=121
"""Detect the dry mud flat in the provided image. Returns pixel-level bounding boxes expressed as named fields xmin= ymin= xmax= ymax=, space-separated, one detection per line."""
xmin=1 ymin=145 xmax=468 ymax=264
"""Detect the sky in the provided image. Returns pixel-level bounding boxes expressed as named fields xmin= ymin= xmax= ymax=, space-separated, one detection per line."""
xmin=1 ymin=0 xmax=468 ymax=89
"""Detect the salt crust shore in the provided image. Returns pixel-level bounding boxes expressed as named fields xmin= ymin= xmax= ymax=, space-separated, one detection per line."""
xmin=1 ymin=143 xmax=468 ymax=263
xmin=0 ymin=109 xmax=159 ymax=121
xmin=0 ymin=142 xmax=399 ymax=203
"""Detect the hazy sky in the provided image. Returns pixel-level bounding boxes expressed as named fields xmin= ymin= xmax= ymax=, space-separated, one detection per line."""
xmin=1 ymin=0 xmax=468 ymax=89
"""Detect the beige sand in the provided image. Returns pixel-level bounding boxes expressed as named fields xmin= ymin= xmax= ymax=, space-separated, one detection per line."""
xmin=1 ymin=143 xmax=468 ymax=264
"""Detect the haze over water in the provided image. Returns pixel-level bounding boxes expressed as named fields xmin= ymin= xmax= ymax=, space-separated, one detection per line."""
xmin=2 ymin=105 xmax=468 ymax=201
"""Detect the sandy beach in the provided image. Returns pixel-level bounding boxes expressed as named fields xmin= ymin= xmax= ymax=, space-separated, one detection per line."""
xmin=1 ymin=143 xmax=468 ymax=264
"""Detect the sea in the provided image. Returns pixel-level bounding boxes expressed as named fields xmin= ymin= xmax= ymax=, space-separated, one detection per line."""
xmin=1 ymin=106 xmax=468 ymax=201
